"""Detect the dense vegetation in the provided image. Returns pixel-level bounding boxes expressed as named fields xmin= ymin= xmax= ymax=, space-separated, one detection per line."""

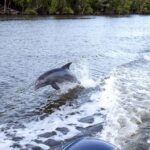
xmin=1 ymin=0 xmax=150 ymax=15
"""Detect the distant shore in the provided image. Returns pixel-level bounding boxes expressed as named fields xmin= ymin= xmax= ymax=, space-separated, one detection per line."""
xmin=0 ymin=1 xmax=150 ymax=16
xmin=0 ymin=10 xmax=150 ymax=17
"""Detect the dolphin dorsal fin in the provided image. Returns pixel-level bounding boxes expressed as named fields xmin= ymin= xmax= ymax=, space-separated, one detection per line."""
xmin=61 ymin=62 xmax=72 ymax=69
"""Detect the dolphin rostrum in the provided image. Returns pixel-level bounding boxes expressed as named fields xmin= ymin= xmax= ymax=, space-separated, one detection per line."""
xmin=35 ymin=62 xmax=78 ymax=90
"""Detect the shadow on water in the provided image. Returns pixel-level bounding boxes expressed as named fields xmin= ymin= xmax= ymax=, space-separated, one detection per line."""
xmin=0 ymin=15 xmax=94 ymax=21
xmin=40 ymin=86 xmax=84 ymax=114
xmin=52 ymin=15 xmax=95 ymax=20
xmin=0 ymin=15 xmax=54 ymax=21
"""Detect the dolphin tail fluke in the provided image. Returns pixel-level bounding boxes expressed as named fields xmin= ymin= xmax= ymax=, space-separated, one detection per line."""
xmin=51 ymin=82 xmax=60 ymax=90
xmin=61 ymin=62 xmax=72 ymax=69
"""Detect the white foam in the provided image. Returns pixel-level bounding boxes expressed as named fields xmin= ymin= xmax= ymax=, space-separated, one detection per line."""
xmin=0 ymin=131 xmax=13 ymax=150
xmin=94 ymin=67 xmax=150 ymax=149
xmin=73 ymin=61 xmax=98 ymax=88
xmin=1 ymin=104 xmax=103 ymax=149
xmin=143 ymin=53 xmax=150 ymax=61
xmin=98 ymin=74 xmax=138 ymax=147
xmin=0 ymin=70 xmax=103 ymax=150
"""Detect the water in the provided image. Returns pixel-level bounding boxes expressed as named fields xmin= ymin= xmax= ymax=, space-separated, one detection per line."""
xmin=0 ymin=15 xmax=150 ymax=150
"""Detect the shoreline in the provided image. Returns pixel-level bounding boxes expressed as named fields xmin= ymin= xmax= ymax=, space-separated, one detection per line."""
xmin=0 ymin=13 xmax=150 ymax=18
xmin=0 ymin=7 xmax=150 ymax=17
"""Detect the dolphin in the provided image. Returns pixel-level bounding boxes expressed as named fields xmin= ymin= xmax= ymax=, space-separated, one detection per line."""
xmin=35 ymin=62 xmax=78 ymax=90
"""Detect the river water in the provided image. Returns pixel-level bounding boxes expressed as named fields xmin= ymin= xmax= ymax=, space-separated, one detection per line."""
xmin=0 ymin=15 xmax=150 ymax=150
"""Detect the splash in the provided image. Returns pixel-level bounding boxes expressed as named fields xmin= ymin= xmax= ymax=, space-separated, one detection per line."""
xmin=73 ymin=61 xmax=98 ymax=88
xmin=0 ymin=62 xmax=102 ymax=150
xmin=95 ymin=61 xmax=150 ymax=150
xmin=97 ymin=72 xmax=138 ymax=148
xmin=143 ymin=53 xmax=150 ymax=61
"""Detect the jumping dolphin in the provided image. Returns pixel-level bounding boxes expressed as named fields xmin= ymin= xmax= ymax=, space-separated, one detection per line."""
xmin=35 ymin=62 xmax=78 ymax=90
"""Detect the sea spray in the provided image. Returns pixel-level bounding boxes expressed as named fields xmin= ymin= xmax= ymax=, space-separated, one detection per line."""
xmin=95 ymin=60 xmax=150 ymax=150
xmin=73 ymin=61 xmax=98 ymax=88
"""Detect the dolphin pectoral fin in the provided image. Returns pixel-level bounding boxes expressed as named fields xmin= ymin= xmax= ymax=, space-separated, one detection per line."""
xmin=51 ymin=82 xmax=60 ymax=90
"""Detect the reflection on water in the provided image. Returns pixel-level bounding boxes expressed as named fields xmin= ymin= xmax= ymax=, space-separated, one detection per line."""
xmin=0 ymin=15 xmax=95 ymax=21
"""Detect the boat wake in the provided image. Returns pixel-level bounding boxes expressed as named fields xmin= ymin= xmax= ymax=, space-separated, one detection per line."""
xmin=0 ymin=58 xmax=150 ymax=150
xmin=95 ymin=56 xmax=150 ymax=150
xmin=0 ymin=62 xmax=102 ymax=150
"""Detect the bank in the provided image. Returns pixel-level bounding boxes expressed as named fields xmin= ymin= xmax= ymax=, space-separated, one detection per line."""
xmin=0 ymin=0 xmax=150 ymax=16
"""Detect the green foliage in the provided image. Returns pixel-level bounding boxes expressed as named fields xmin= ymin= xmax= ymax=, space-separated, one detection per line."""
xmin=142 ymin=0 xmax=150 ymax=14
xmin=85 ymin=5 xmax=93 ymax=14
xmin=24 ymin=8 xmax=37 ymax=15
xmin=63 ymin=7 xmax=74 ymax=14
xmin=49 ymin=0 xmax=58 ymax=14
xmin=49 ymin=0 xmax=68 ymax=14
xmin=123 ymin=0 xmax=132 ymax=14
xmin=6 ymin=0 xmax=150 ymax=15
xmin=12 ymin=0 xmax=31 ymax=11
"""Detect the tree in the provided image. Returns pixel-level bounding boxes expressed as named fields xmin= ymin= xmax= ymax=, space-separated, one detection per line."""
xmin=3 ymin=0 xmax=150 ymax=15
xmin=4 ymin=0 xmax=7 ymax=14
xmin=12 ymin=0 xmax=30 ymax=12
xmin=49 ymin=0 xmax=69 ymax=14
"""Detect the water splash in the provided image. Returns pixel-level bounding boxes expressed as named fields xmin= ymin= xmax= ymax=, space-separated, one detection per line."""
xmin=73 ymin=61 xmax=98 ymax=88
xmin=0 ymin=62 xmax=102 ymax=150
xmin=94 ymin=61 xmax=150 ymax=150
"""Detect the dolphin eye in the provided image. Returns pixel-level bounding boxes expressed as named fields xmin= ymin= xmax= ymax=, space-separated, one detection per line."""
xmin=39 ymin=79 xmax=45 ymax=84
xmin=36 ymin=79 xmax=44 ymax=85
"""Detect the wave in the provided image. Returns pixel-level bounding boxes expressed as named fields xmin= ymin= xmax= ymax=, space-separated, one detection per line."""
xmin=0 ymin=59 xmax=149 ymax=150
xmin=0 ymin=62 xmax=102 ymax=150
xmin=94 ymin=59 xmax=150 ymax=150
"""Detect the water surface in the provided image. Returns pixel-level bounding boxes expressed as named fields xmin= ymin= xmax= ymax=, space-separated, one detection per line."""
xmin=0 ymin=15 xmax=150 ymax=150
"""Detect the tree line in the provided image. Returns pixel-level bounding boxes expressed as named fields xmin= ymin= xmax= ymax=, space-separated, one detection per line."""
xmin=1 ymin=0 xmax=150 ymax=15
